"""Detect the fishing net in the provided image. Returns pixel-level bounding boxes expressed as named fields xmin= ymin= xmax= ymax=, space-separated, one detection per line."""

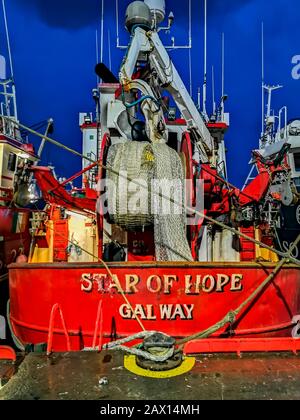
xmin=106 ymin=141 xmax=193 ymax=262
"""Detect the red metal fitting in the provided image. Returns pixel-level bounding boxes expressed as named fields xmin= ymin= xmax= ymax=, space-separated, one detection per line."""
xmin=0 ymin=346 xmax=17 ymax=362
xmin=184 ymin=338 xmax=300 ymax=357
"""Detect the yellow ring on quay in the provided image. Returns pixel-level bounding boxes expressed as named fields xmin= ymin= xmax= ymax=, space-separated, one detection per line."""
xmin=124 ymin=355 xmax=196 ymax=379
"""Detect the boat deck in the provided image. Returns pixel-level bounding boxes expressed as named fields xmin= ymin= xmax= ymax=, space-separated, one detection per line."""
xmin=1 ymin=351 xmax=300 ymax=400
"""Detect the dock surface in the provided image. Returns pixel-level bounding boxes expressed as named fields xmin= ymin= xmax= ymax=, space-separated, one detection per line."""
xmin=1 ymin=352 xmax=300 ymax=400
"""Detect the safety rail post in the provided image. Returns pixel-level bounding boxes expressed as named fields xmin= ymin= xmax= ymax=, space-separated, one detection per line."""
xmin=47 ymin=303 xmax=71 ymax=356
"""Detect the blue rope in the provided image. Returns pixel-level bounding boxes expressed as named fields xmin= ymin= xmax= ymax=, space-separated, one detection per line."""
xmin=124 ymin=95 xmax=160 ymax=109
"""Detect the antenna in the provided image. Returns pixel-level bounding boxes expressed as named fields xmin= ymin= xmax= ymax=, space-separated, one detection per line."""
xmin=100 ymin=0 xmax=104 ymax=64
xmin=189 ymin=49 xmax=193 ymax=97
xmin=2 ymin=0 xmax=18 ymax=120
xmin=96 ymin=29 xmax=99 ymax=83
xmin=222 ymin=33 xmax=224 ymax=99
xmin=261 ymin=23 xmax=264 ymax=134
xmin=220 ymin=32 xmax=225 ymax=121
xmin=188 ymin=0 xmax=192 ymax=96
xmin=116 ymin=0 xmax=119 ymax=47
xmin=2 ymin=0 xmax=13 ymax=78
xmin=188 ymin=0 xmax=192 ymax=50
xmin=108 ymin=29 xmax=112 ymax=72
xmin=202 ymin=0 xmax=207 ymax=118
xmin=212 ymin=65 xmax=216 ymax=115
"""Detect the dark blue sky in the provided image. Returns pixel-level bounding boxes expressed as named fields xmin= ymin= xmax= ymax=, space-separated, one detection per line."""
xmin=4 ymin=0 xmax=300 ymax=186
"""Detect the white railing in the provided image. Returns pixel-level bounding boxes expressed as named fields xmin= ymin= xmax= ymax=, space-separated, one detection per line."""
xmin=276 ymin=106 xmax=288 ymax=142
xmin=0 ymin=114 xmax=18 ymax=138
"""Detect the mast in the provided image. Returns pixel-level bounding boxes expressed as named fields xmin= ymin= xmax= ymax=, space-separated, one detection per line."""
xmin=221 ymin=32 xmax=225 ymax=121
xmin=260 ymin=24 xmax=283 ymax=147
xmin=202 ymin=0 xmax=207 ymax=119
xmin=189 ymin=0 xmax=192 ymax=48
xmin=265 ymin=84 xmax=282 ymax=119
xmin=2 ymin=0 xmax=18 ymax=120
xmin=108 ymin=29 xmax=112 ymax=71
xmin=261 ymin=22 xmax=265 ymax=137
xmin=212 ymin=65 xmax=216 ymax=115
xmin=189 ymin=48 xmax=193 ymax=97
xmin=188 ymin=0 xmax=192 ymax=97
xmin=100 ymin=0 xmax=104 ymax=64
xmin=96 ymin=29 xmax=100 ymax=83
xmin=261 ymin=84 xmax=282 ymax=146
xmin=2 ymin=0 xmax=13 ymax=79
xmin=116 ymin=0 xmax=120 ymax=48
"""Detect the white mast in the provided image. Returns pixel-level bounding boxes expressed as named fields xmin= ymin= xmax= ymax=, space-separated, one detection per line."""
xmin=188 ymin=0 xmax=192 ymax=97
xmin=2 ymin=0 xmax=18 ymax=120
xmin=221 ymin=32 xmax=225 ymax=121
xmin=202 ymin=0 xmax=207 ymax=119
xmin=261 ymin=22 xmax=265 ymax=136
xmin=189 ymin=48 xmax=193 ymax=97
xmin=260 ymin=23 xmax=283 ymax=147
xmin=261 ymin=84 xmax=282 ymax=147
xmin=212 ymin=65 xmax=216 ymax=115
xmin=265 ymin=84 xmax=282 ymax=119
xmin=100 ymin=0 xmax=104 ymax=64
xmin=116 ymin=0 xmax=120 ymax=48
xmin=108 ymin=29 xmax=112 ymax=71
xmin=96 ymin=29 xmax=99 ymax=83
xmin=2 ymin=0 xmax=13 ymax=79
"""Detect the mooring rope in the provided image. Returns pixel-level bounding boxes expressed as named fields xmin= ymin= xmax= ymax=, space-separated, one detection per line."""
xmin=35 ymin=219 xmax=146 ymax=332
xmin=101 ymin=331 xmax=174 ymax=362
xmin=176 ymin=233 xmax=300 ymax=347
xmin=5 ymin=116 xmax=300 ymax=267
xmin=25 ymin=211 xmax=300 ymax=358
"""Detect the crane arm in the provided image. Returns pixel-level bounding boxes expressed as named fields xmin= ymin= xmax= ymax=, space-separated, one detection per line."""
xmin=149 ymin=32 xmax=213 ymax=157
xmin=119 ymin=27 xmax=214 ymax=161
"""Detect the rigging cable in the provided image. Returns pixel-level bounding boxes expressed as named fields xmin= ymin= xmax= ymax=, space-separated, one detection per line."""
xmin=3 ymin=115 xmax=300 ymax=267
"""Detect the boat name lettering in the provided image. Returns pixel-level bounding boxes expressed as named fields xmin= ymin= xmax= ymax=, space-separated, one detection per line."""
xmin=80 ymin=273 xmax=244 ymax=295
xmin=119 ymin=303 xmax=195 ymax=321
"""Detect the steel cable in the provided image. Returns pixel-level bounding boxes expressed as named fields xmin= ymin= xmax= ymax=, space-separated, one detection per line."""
xmin=4 ymin=115 xmax=300 ymax=266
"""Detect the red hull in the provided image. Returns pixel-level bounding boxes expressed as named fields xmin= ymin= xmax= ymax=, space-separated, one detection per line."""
xmin=0 ymin=208 xmax=31 ymax=277
xmin=8 ymin=262 xmax=300 ymax=352
xmin=0 ymin=208 xmax=31 ymax=346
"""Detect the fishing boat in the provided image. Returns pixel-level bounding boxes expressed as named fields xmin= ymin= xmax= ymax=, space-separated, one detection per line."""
xmin=0 ymin=78 xmax=36 ymax=342
xmin=0 ymin=1 xmax=53 ymax=346
xmin=244 ymin=82 xmax=300 ymax=260
xmin=6 ymin=0 xmax=300 ymax=367
xmin=0 ymin=0 xmax=38 ymax=339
